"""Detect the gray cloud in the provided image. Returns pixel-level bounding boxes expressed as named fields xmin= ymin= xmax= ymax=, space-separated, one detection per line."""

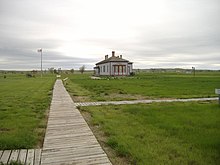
xmin=0 ymin=36 xmax=95 ymax=70
xmin=0 ymin=0 xmax=220 ymax=70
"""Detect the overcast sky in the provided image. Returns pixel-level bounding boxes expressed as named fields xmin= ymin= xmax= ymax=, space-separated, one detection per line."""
xmin=0 ymin=0 xmax=220 ymax=70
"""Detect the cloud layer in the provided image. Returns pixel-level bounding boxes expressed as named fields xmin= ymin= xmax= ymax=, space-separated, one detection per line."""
xmin=0 ymin=0 xmax=219 ymax=70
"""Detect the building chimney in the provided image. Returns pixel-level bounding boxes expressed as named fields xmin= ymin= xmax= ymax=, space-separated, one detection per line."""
xmin=120 ymin=55 xmax=122 ymax=59
xmin=105 ymin=55 xmax=108 ymax=60
xmin=112 ymin=51 xmax=115 ymax=57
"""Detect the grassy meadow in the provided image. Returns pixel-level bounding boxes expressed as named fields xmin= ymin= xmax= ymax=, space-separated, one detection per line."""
xmin=0 ymin=71 xmax=219 ymax=165
xmin=80 ymin=102 xmax=220 ymax=165
xmin=0 ymin=73 xmax=55 ymax=149
xmin=65 ymin=71 xmax=220 ymax=164
xmin=66 ymin=72 xmax=220 ymax=102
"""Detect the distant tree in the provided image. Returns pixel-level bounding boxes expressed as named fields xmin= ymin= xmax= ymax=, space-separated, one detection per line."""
xmin=58 ymin=68 xmax=62 ymax=74
xmin=31 ymin=70 xmax=37 ymax=75
xmin=48 ymin=67 xmax=55 ymax=74
xmin=54 ymin=69 xmax=58 ymax=74
xmin=79 ymin=65 xmax=85 ymax=74
xmin=70 ymin=69 xmax=74 ymax=74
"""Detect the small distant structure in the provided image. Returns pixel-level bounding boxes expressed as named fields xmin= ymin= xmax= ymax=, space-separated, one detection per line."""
xmin=94 ymin=51 xmax=133 ymax=76
xmin=215 ymin=89 xmax=220 ymax=105
xmin=90 ymin=76 xmax=101 ymax=80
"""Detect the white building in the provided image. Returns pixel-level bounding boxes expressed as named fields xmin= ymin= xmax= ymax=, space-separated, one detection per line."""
xmin=94 ymin=51 xmax=133 ymax=76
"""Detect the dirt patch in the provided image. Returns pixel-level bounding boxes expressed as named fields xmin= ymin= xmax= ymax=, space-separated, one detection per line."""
xmin=71 ymin=96 xmax=91 ymax=102
xmin=81 ymin=110 xmax=131 ymax=165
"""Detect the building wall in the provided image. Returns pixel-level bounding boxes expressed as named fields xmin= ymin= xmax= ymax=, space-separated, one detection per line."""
xmin=128 ymin=63 xmax=133 ymax=74
xmin=98 ymin=63 xmax=111 ymax=76
xmin=96 ymin=62 xmax=133 ymax=76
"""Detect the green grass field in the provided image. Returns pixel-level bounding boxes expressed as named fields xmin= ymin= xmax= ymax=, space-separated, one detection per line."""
xmin=0 ymin=74 xmax=55 ymax=149
xmin=1 ymin=71 xmax=219 ymax=165
xmin=66 ymin=72 xmax=220 ymax=164
xmin=80 ymin=101 xmax=220 ymax=165
xmin=66 ymin=72 xmax=220 ymax=102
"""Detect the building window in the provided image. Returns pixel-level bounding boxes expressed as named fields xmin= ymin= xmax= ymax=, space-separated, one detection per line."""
xmin=103 ymin=65 xmax=105 ymax=72
xmin=107 ymin=65 xmax=108 ymax=72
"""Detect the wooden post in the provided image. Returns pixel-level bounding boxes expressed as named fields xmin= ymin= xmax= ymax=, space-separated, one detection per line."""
xmin=192 ymin=67 xmax=195 ymax=77
xmin=215 ymin=89 xmax=220 ymax=105
xmin=217 ymin=94 xmax=220 ymax=105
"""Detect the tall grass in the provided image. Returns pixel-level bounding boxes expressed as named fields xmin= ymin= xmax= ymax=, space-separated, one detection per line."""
xmin=81 ymin=101 xmax=220 ymax=165
xmin=0 ymin=74 xmax=55 ymax=149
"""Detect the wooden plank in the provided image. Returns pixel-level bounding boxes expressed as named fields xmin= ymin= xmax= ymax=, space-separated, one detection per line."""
xmin=18 ymin=149 xmax=27 ymax=164
xmin=43 ymin=142 xmax=100 ymax=150
xmin=46 ymin=126 xmax=90 ymax=132
xmin=26 ymin=149 xmax=34 ymax=165
xmin=41 ymin=153 xmax=109 ymax=164
xmin=44 ymin=140 xmax=98 ymax=147
xmin=42 ymin=157 xmax=111 ymax=165
xmin=8 ymin=150 xmax=19 ymax=162
xmin=0 ymin=150 xmax=11 ymax=164
xmin=44 ymin=138 xmax=97 ymax=144
xmin=70 ymin=157 xmax=111 ymax=165
xmin=42 ymin=146 xmax=103 ymax=156
xmin=34 ymin=149 xmax=42 ymax=165
xmin=44 ymin=134 xmax=96 ymax=142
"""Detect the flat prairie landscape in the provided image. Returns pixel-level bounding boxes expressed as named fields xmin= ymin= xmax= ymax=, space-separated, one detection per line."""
xmin=80 ymin=102 xmax=220 ymax=165
xmin=66 ymin=71 xmax=220 ymax=165
xmin=66 ymin=72 xmax=220 ymax=102
xmin=0 ymin=73 xmax=55 ymax=149
xmin=0 ymin=71 xmax=219 ymax=165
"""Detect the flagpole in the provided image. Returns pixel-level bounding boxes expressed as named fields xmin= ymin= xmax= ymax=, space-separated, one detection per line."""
xmin=41 ymin=49 xmax=42 ymax=77
xmin=38 ymin=48 xmax=43 ymax=77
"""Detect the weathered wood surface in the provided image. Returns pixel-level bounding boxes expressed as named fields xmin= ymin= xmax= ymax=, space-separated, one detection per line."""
xmin=0 ymin=149 xmax=41 ymax=165
xmin=41 ymin=79 xmax=112 ymax=165
xmin=75 ymin=97 xmax=218 ymax=107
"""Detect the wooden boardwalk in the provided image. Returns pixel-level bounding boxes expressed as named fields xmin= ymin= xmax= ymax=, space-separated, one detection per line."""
xmin=75 ymin=97 xmax=218 ymax=107
xmin=0 ymin=149 xmax=41 ymax=165
xmin=41 ymin=80 xmax=112 ymax=165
